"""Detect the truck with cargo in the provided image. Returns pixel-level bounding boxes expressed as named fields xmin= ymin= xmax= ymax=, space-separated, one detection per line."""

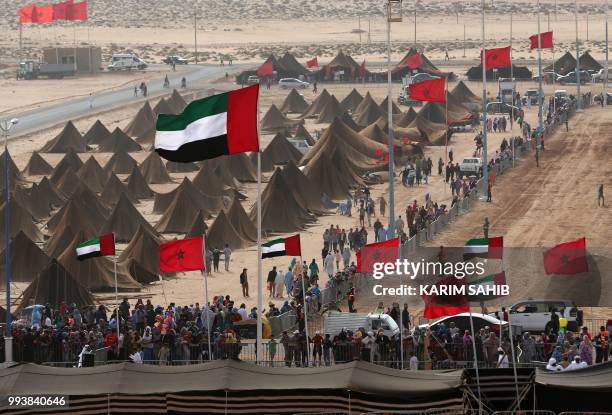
xmin=16 ymin=61 xmax=76 ymax=80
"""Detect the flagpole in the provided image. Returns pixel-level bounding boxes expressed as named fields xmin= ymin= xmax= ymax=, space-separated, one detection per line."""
xmin=113 ymin=238 xmax=120 ymax=360
xmin=510 ymin=11 xmax=514 ymax=132
xmin=256 ymin=93 xmax=263 ymax=364
xmin=299 ymin=253 xmax=311 ymax=366
xmin=507 ymin=308 xmax=521 ymax=409
xmin=398 ymin=239 xmax=404 ymax=369
xmin=201 ymin=237 xmax=212 ymax=360
xmin=537 ymin=0 xmax=544 ymax=146
xmin=481 ymin=0 xmax=489 ymax=202
xmin=605 ymin=0 xmax=609 ymax=106
xmin=468 ymin=308 xmax=483 ymax=413
xmin=575 ymin=0 xmax=582 ymax=111
xmin=386 ymin=1 xmax=396 ymax=237
xmin=444 ymin=81 xmax=448 ymax=197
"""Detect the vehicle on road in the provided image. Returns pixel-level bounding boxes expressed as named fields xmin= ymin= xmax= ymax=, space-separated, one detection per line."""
xmin=163 ymin=55 xmax=189 ymax=65
xmin=507 ymin=299 xmax=582 ymax=333
xmin=419 ymin=313 xmax=520 ymax=337
xmin=108 ymin=53 xmax=148 ymax=71
xmin=532 ymin=71 xmax=559 ymax=83
xmin=246 ymin=75 xmax=260 ymax=85
xmin=557 ymin=70 xmax=590 ymax=85
xmin=459 ymin=157 xmax=483 ymax=176
xmin=486 ymin=101 xmax=519 ymax=115
xmin=16 ymin=61 xmax=76 ymax=80
xmin=278 ymin=78 xmax=310 ymax=89
xmin=411 ymin=72 xmax=440 ymax=83
xmin=324 ymin=312 xmax=400 ymax=338
xmin=522 ymin=89 xmax=540 ymax=106
xmin=592 ymin=68 xmax=612 ymax=83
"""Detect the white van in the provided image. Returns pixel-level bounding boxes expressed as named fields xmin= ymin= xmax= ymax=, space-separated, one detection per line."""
xmin=108 ymin=53 xmax=147 ymax=71
xmin=324 ymin=312 xmax=400 ymax=338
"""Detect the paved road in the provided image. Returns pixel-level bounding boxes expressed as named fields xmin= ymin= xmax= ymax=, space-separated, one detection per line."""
xmin=7 ymin=64 xmax=245 ymax=138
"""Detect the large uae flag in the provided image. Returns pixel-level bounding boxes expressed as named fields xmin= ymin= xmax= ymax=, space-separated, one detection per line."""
xmin=155 ymin=84 xmax=260 ymax=162
xmin=76 ymin=234 xmax=116 ymax=261
xmin=261 ymin=234 xmax=302 ymax=259
xmin=463 ymin=236 xmax=504 ymax=260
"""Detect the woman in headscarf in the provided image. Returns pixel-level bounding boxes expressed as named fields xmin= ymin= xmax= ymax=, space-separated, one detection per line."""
xmin=579 ymin=335 xmax=593 ymax=365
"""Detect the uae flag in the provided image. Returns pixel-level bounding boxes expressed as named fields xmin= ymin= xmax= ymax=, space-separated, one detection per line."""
xmin=543 ymin=237 xmax=588 ymax=275
xmin=422 ymin=276 xmax=469 ymax=319
xmin=76 ymin=234 xmax=116 ymax=261
xmin=463 ymin=236 xmax=504 ymax=260
xmin=530 ymin=31 xmax=553 ymax=49
xmin=409 ymin=78 xmax=446 ymax=103
xmin=159 ymin=236 xmax=205 ymax=272
xmin=467 ymin=271 xmax=507 ymax=301
xmin=356 ymin=238 xmax=400 ymax=273
xmin=262 ymin=234 xmax=302 ymax=259
xmin=155 ymin=85 xmax=259 ymax=162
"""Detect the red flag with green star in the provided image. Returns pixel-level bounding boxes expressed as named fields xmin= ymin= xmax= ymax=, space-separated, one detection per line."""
xmin=356 ymin=237 xmax=400 ymax=273
xmin=159 ymin=236 xmax=205 ymax=272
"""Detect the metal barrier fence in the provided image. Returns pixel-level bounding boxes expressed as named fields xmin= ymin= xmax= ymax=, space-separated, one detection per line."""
xmin=492 ymin=412 xmax=556 ymax=415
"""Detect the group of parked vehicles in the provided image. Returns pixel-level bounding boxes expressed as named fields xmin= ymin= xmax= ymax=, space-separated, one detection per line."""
xmin=533 ymin=68 xmax=612 ymax=85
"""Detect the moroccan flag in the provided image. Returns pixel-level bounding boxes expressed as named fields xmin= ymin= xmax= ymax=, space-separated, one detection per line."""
xmin=530 ymin=31 xmax=553 ymax=49
xmin=262 ymin=234 xmax=302 ymax=259
xmin=19 ymin=5 xmax=36 ymax=23
xmin=52 ymin=1 xmax=70 ymax=20
xmin=360 ymin=60 xmax=366 ymax=78
xmin=464 ymin=237 xmax=503 ymax=260
xmin=422 ymin=276 xmax=469 ymax=319
xmin=67 ymin=1 xmax=88 ymax=20
xmin=257 ymin=61 xmax=274 ymax=77
xmin=356 ymin=238 xmax=400 ymax=273
xmin=543 ymin=237 xmax=588 ymax=275
xmin=155 ymin=84 xmax=259 ymax=162
xmin=481 ymin=46 xmax=512 ymax=69
xmin=405 ymin=52 xmax=423 ymax=69
xmin=76 ymin=233 xmax=115 ymax=261
xmin=32 ymin=4 xmax=54 ymax=23
xmin=159 ymin=236 xmax=205 ymax=272
xmin=306 ymin=57 xmax=318 ymax=68
xmin=467 ymin=271 xmax=507 ymax=301
xmin=409 ymin=78 xmax=446 ymax=102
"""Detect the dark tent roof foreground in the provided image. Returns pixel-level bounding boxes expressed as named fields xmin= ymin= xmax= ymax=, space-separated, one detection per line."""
xmin=83 ymin=119 xmax=112 ymax=145
xmin=104 ymin=151 xmax=138 ymax=175
xmin=97 ymin=127 xmax=142 ymax=153
xmin=340 ymin=88 xmax=364 ymax=112
xmin=301 ymin=89 xmax=332 ymax=118
xmin=545 ymin=50 xmax=602 ymax=75
xmin=278 ymin=51 xmax=310 ymax=77
xmin=261 ymin=133 xmax=303 ymax=172
xmin=279 ymin=88 xmax=309 ymax=114
xmin=260 ymin=104 xmax=303 ymax=132
xmin=124 ymin=101 xmax=156 ymax=146
xmin=0 ymin=199 xmax=44 ymax=251
xmin=39 ymin=121 xmax=89 ymax=153
xmin=22 ymin=152 xmax=53 ymax=176
xmin=0 ymin=231 xmax=50 ymax=285
xmin=140 ymin=151 xmax=173 ymax=184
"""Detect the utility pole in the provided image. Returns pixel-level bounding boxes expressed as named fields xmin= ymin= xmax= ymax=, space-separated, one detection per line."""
xmin=414 ymin=1 xmax=417 ymax=46
xmin=194 ymin=8 xmax=198 ymax=64
xmin=359 ymin=16 xmax=362 ymax=45
xmin=606 ymin=0 xmax=609 ymax=105
xmin=575 ymin=0 xmax=582 ymax=111
xmin=463 ymin=23 xmax=466 ymax=57
xmin=587 ymin=12 xmax=590 ymax=42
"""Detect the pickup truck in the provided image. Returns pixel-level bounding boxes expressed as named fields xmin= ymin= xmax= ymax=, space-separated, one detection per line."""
xmin=459 ymin=157 xmax=483 ymax=176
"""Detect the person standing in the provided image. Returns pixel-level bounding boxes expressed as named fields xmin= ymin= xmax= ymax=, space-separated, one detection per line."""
xmin=267 ymin=266 xmax=278 ymax=298
xmin=598 ymin=184 xmax=605 ymax=207
xmin=379 ymin=197 xmax=386 ymax=217
xmin=223 ymin=244 xmax=232 ymax=271
xmin=240 ymin=268 xmax=249 ymax=298
xmin=487 ymin=181 xmax=492 ymax=203
xmin=324 ymin=251 xmax=334 ymax=280
xmin=212 ymin=248 xmax=220 ymax=272
xmin=483 ymin=217 xmax=490 ymax=239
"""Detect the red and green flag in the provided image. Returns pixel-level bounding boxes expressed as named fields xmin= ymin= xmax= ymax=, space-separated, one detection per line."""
xmin=76 ymin=233 xmax=115 ymax=261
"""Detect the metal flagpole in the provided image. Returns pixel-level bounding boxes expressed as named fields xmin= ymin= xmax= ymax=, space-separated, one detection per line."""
xmin=386 ymin=1 xmax=396 ymax=236
xmin=256 ymin=93 xmax=263 ymax=364
xmin=201 ymin=237 xmax=212 ymax=360
xmin=299 ymin=253 xmax=311 ymax=366
xmin=398 ymin=240 xmax=404 ymax=369
xmin=575 ymin=0 xmax=582 ymax=111
xmin=510 ymin=10 xmax=514 ymax=131
xmin=113 ymin=245 xmax=120 ymax=356
xmin=537 ymin=0 xmax=544 ymax=158
xmin=159 ymin=275 xmax=168 ymax=306
xmin=481 ymin=0 xmax=489 ymax=200
xmin=468 ymin=309 xmax=483 ymax=412
xmin=194 ymin=9 xmax=198 ymax=65
xmin=2 ymin=119 xmax=16 ymax=364
xmin=507 ymin=310 xmax=521 ymax=409
xmin=606 ymin=0 xmax=609 ymax=106
xmin=445 ymin=82 xmax=448 ymax=195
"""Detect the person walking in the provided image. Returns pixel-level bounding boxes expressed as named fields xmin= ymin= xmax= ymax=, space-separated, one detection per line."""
xmin=223 ymin=244 xmax=232 ymax=271
xmin=240 ymin=268 xmax=249 ymax=298
xmin=483 ymin=217 xmax=490 ymax=239
xmin=267 ymin=266 xmax=278 ymax=298
xmin=598 ymin=184 xmax=605 ymax=207
xmin=486 ymin=181 xmax=492 ymax=203
xmin=212 ymin=248 xmax=220 ymax=272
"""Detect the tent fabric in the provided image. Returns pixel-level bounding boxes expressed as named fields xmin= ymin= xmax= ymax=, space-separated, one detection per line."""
xmin=166 ymin=160 xmax=199 ymax=173
xmin=206 ymin=210 xmax=246 ymax=250
xmin=186 ymin=210 xmax=208 ymax=238
xmin=402 ymin=111 xmax=450 ymax=145
xmin=11 ymin=186 xmax=52 ymax=221
xmin=100 ymin=192 xmax=156 ymax=242
xmin=251 ymin=168 xmax=315 ymax=233
xmin=380 ymin=96 xmax=401 ymax=115
xmin=50 ymin=168 xmax=82 ymax=198
xmin=260 ymin=104 xmax=303 ymax=132
xmin=83 ymin=119 xmax=112 ymax=145
xmin=301 ymin=89 xmax=332 ymax=118
xmin=97 ymin=128 xmax=142 ymax=153
xmin=222 ymin=153 xmax=258 ymax=183
xmin=140 ymin=151 xmax=173 ymax=184
xmin=17 ymin=259 xmax=94 ymax=310
xmin=26 ymin=180 xmax=64 ymax=220
xmin=200 ymin=158 xmax=240 ymax=190
xmin=354 ymin=93 xmax=384 ymax=127
xmin=0 ymin=360 xmax=463 ymax=411
xmin=32 ymin=177 xmax=65 ymax=209
xmin=353 ymin=92 xmax=378 ymax=117
xmin=278 ymin=52 xmax=310 ymax=77
xmin=45 ymin=225 xmax=76 ymax=259
xmin=361 ymin=122 xmax=388 ymax=144
xmin=118 ymin=224 xmax=164 ymax=284
xmin=46 ymin=186 xmax=109 ymax=236
xmin=340 ymin=110 xmax=361 ymax=132
xmin=576 ymin=51 xmax=603 ymax=72
xmin=226 ymin=198 xmax=257 ymax=242
xmin=0 ymin=231 xmax=50 ymax=285
xmin=395 ymin=107 xmax=418 ymax=128
xmin=392 ymin=48 xmax=451 ymax=80
xmin=100 ymin=173 xmax=137 ymax=207
xmin=545 ymin=51 xmax=602 ymax=75
xmin=39 ymin=121 xmax=89 ymax=153
xmin=280 ymin=160 xmax=328 ymax=215
xmin=0 ymin=150 xmax=24 ymax=192
xmin=279 ymin=88 xmax=309 ymax=114
xmin=168 ymin=89 xmax=187 ymax=113
xmin=125 ymin=165 xmax=155 ymax=199
xmin=0 ymin=199 xmax=44 ymax=252
xmin=450 ymin=81 xmax=481 ymax=104
xmin=22 ymin=151 xmax=53 ymax=176
xmin=124 ymin=101 xmax=156 ymax=145
xmin=316 ymin=50 xmax=366 ymax=81
xmin=153 ymin=97 xmax=177 ymax=115
xmin=294 ymin=123 xmax=316 ymax=146
xmin=466 ymin=64 xmax=532 ymax=80
xmin=58 ymin=231 xmax=141 ymax=291
xmin=50 ymin=149 xmax=83 ymax=181
xmin=76 ymin=156 xmax=107 ymax=193
xmin=192 ymin=163 xmax=233 ymax=197
xmin=103 ymin=151 xmax=138 ymax=175
xmin=153 ymin=177 xmax=222 ymax=215
xmin=155 ymin=188 xmax=209 ymax=234
xmin=316 ymin=95 xmax=344 ymax=123
xmin=261 ymin=133 xmax=304 ymax=172
xmin=340 ymin=88 xmax=364 ymax=112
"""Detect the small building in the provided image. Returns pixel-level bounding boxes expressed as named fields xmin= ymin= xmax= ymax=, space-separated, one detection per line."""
xmin=42 ymin=46 xmax=102 ymax=74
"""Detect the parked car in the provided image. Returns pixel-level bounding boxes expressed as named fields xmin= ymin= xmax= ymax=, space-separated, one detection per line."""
xmin=278 ymin=78 xmax=310 ymax=89
xmin=557 ymin=70 xmax=590 ymax=85
xmin=594 ymin=92 xmax=612 ymax=104
xmin=592 ymin=68 xmax=612 ymax=83
xmin=522 ymin=89 xmax=540 ymax=106
xmin=459 ymin=156 xmax=483 ymax=176
xmin=163 ymin=55 xmax=189 ymax=65
xmin=325 ymin=312 xmax=400 ymax=339
xmin=419 ymin=313 xmax=519 ymax=336
xmin=287 ymin=138 xmax=311 ymax=155
xmin=486 ymin=101 xmax=519 ymax=115
xmin=411 ymin=72 xmax=440 ymax=83
xmin=507 ymin=299 xmax=582 ymax=333
xmin=108 ymin=53 xmax=147 ymax=71
xmin=246 ymin=75 xmax=260 ymax=85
